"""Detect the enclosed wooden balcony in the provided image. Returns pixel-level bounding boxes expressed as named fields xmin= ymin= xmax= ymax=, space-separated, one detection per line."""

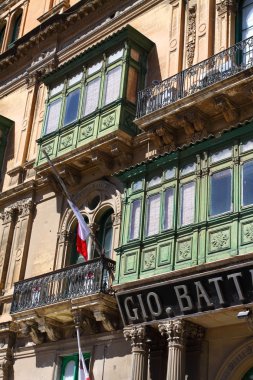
xmin=10 ymin=257 xmax=118 ymax=343
xmin=135 ymin=36 xmax=253 ymax=148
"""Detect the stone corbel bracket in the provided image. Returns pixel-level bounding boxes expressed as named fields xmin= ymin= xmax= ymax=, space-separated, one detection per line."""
xmin=214 ymin=95 xmax=240 ymax=124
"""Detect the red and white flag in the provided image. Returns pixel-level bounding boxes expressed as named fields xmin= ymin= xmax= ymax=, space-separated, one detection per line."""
xmin=76 ymin=326 xmax=90 ymax=380
xmin=67 ymin=200 xmax=90 ymax=261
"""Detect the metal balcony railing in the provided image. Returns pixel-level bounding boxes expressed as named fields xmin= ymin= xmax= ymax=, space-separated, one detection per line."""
xmin=10 ymin=257 xmax=115 ymax=314
xmin=137 ymin=36 xmax=253 ymax=118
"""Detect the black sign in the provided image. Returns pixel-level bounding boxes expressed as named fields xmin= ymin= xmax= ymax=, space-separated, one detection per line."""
xmin=116 ymin=262 xmax=253 ymax=325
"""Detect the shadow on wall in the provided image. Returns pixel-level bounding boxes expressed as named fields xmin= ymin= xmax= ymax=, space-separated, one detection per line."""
xmin=146 ymin=46 xmax=162 ymax=87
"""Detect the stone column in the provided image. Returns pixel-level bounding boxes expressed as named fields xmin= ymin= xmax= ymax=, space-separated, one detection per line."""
xmin=0 ymin=209 xmax=16 ymax=293
xmin=5 ymin=199 xmax=35 ymax=293
xmin=124 ymin=326 xmax=148 ymax=380
xmin=159 ymin=319 xmax=186 ymax=380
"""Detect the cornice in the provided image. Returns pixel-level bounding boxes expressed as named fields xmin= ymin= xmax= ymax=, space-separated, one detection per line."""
xmin=0 ymin=0 xmax=161 ymax=76
xmin=0 ymin=179 xmax=36 ymax=207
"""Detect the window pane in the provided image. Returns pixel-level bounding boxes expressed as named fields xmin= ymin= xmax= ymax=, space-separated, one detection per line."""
xmin=165 ymin=168 xmax=175 ymax=180
xmin=68 ymin=72 xmax=82 ymax=86
xmin=163 ymin=188 xmax=174 ymax=230
xmin=210 ymin=169 xmax=232 ymax=216
xmin=129 ymin=200 xmax=141 ymax=240
xmin=241 ymin=139 xmax=253 ymax=152
xmin=63 ymin=89 xmax=80 ymax=126
xmin=83 ymin=77 xmax=101 ymax=116
xmin=146 ymin=194 xmax=160 ymax=236
xmin=180 ymin=182 xmax=195 ymax=225
xmin=242 ymin=160 xmax=253 ymax=206
xmin=87 ymin=61 xmax=102 ymax=75
xmin=181 ymin=163 xmax=195 ymax=176
xmin=108 ymin=49 xmax=124 ymax=64
xmin=50 ymin=82 xmax=64 ymax=97
xmin=64 ymin=360 xmax=76 ymax=380
xmin=148 ymin=176 xmax=161 ymax=188
xmin=211 ymin=148 xmax=232 ymax=163
xmin=133 ymin=180 xmax=142 ymax=191
xmin=104 ymin=66 xmax=122 ymax=105
xmin=44 ymin=98 xmax=62 ymax=134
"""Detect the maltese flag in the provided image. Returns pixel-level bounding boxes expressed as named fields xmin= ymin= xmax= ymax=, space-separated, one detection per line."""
xmin=67 ymin=200 xmax=90 ymax=261
xmin=79 ymin=353 xmax=90 ymax=380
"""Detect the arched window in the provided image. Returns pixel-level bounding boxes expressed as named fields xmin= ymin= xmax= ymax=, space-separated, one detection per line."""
xmin=66 ymin=215 xmax=89 ymax=266
xmin=0 ymin=23 xmax=6 ymax=51
xmin=9 ymin=11 xmax=22 ymax=46
xmin=93 ymin=209 xmax=114 ymax=259
xmin=242 ymin=367 xmax=253 ymax=379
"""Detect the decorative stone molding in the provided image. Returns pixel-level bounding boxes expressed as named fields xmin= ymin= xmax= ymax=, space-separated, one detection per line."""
xmin=214 ymin=95 xmax=239 ymax=123
xmin=0 ymin=209 xmax=16 ymax=225
xmin=186 ymin=5 xmax=197 ymax=67
xmin=93 ymin=311 xmax=117 ymax=332
xmin=155 ymin=127 xmax=174 ymax=145
xmin=216 ymin=0 xmax=236 ymax=16
xmin=57 ymin=230 xmax=72 ymax=244
xmin=124 ymin=325 xmax=148 ymax=350
xmin=159 ymin=319 xmax=186 ymax=347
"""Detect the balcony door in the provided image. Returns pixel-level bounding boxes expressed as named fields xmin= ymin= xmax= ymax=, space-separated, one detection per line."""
xmin=241 ymin=0 xmax=253 ymax=65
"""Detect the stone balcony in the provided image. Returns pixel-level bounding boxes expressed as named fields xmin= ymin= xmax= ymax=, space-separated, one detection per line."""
xmin=135 ymin=36 xmax=253 ymax=150
xmin=10 ymin=257 xmax=118 ymax=343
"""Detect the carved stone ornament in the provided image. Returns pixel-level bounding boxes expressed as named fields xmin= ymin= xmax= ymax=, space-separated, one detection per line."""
xmin=58 ymin=230 xmax=72 ymax=244
xmin=159 ymin=319 xmax=186 ymax=347
xmin=17 ymin=199 xmax=34 ymax=217
xmin=214 ymin=95 xmax=239 ymax=124
xmin=0 ymin=209 xmax=16 ymax=225
xmin=244 ymin=223 xmax=253 ymax=242
xmin=210 ymin=230 xmax=230 ymax=250
xmin=216 ymin=0 xmax=236 ymax=16
xmin=186 ymin=5 xmax=197 ymax=67
xmin=123 ymin=326 xmax=148 ymax=350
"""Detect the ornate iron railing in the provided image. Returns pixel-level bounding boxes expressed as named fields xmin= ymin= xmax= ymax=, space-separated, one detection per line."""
xmin=10 ymin=257 xmax=115 ymax=314
xmin=137 ymin=36 xmax=253 ymax=118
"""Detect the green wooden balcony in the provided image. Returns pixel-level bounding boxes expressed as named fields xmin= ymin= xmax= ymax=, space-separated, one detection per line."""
xmin=115 ymin=121 xmax=253 ymax=284
xmin=36 ymin=26 xmax=153 ymax=169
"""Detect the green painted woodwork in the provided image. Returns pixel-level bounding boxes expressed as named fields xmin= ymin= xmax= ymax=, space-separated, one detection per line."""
xmin=115 ymin=122 xmax=253 ymax=284
xmin=36 ymin=26 xmax=154 ymax=166
xmin=60 ymin=353 xmax=90 ymax=380
xmin=0 ymin=115 xmax=13 ymax=180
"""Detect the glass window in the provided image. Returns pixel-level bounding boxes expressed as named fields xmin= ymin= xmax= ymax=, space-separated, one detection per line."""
xmin=83 ymin=77 xmax=101 ymax=116
xmin=104 ymin=66 xmax=122 ymax=105
xmin=50 ymin=82 xmax=64 ymax=97
xmin=148 ymin=176 xmax=162 ymax=188
xmin=242 ymin=0 xmax=253 ymax=39
xmin=108 ymin=49 xmax=124 ymax=64
xmin=164 ymin=168 xmax=175 ymax=180
xmin=163 ymin=188 xmax=174 ymax=230
xmin=181 ymin=163 xmax=195 ymax=176
xmin=241 ymin=139 xmax=253 ymax=152
xmin=129 ymin=200 xmax=141 ymax=240
xmin=68 ymin=72 xmax=82 ymax=87
xmin=211 ymin=148 xmax=232 ymax=163
xmin=100 ymin=211 xmax=113 ymax=257
xmin=87 ymin=61 xmax=102 ymax=75
xmin=63 ymin=89 xmax=80 ymax=126
xmin=146 ymin=194 xmax=161 ymax=236
xmin=210 ymin=169 xmax=232 ymax=216
xmin=45 ymin=98 xmax=62 ymax=134
xmin=180 ymin=182 xmax=195 ymax=226
xmin=10 ymin=13 xmax=22 ymax=44
xmin=242 ymin=160 xmax=253 ymax=206
xmin=133 ymin=180 xmax=142 ymax=191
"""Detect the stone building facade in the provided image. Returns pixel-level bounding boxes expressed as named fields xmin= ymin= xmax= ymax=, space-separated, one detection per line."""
xmin=1 ymin=0 xmax=253 ymax=379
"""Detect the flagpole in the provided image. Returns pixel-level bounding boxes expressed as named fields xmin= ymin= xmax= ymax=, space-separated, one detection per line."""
xmin=42 ymin=148 xmax=103 ymax=257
